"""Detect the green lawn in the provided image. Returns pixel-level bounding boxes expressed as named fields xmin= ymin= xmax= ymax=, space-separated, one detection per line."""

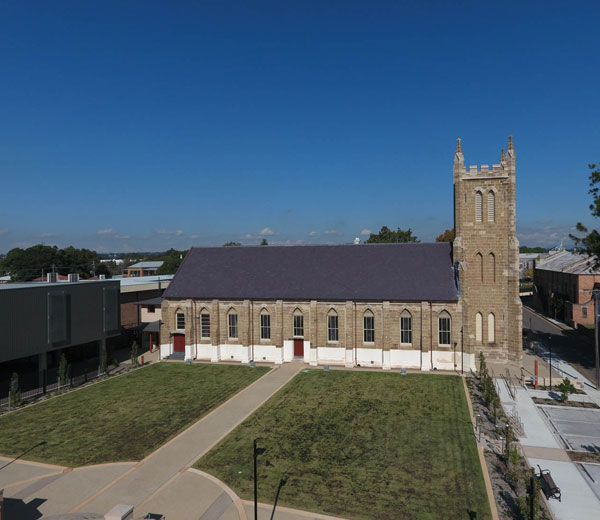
xmin=0 ymin=363 xmax=269 ymax=467
xmin=196 ymin=370 xmax=491 ymax=520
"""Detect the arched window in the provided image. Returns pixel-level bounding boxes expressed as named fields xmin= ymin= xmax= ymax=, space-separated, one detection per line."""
xmin=475 ymin=312 xmax=483 ymax=343
xmin=488 ymin=253 xmax=496 ymax=283
xmin=487 ymin=191 xmax=495 ymax=222
xmin=328 ymin=309 xmax=339 ymax=342
xmin=488 ymin=313 xmax=495 ymax=343
xmin=200 ymin=308 xmax=210 ymax=338
xmin=227 ymin=309 xmax=238 ymax=339
xmin=400 ymin=310 xmax=412 ymax=345
xmin=476 ymin=253 xmax=483 ymax=283
xmin=363 ymin=310 xmax=374 ymax=343
xmin=176 ymin=310 xmax=185 ymax=330
xmin=260 ymin=309 xmax=271 ymax=340
xmin=293 ymin=309 xmax=304 ymax=338
xmin=438 ymin=311 xmax=451 ymax=346
xmin=475 ymin=191 xmax=483 ymax=222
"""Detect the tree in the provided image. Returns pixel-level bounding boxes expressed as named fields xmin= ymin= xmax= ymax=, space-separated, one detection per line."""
xmin=435 ymin=228 xmax=455 ymax=242
xmin=570 ymin=162 xmax=600 ymax=260
xmin=0 ymin=244 xmax=99 ymax=281
xmin=365 ymin=226 xmax=419 ymax=244
xmin=58 ymin=353 xmax=69 ymax=388
xmin=556 ymin=377 xmax=576 ymax=402
xmin=130 ymin=341 xmax=139 ymax=367
xmin=155 ymin=249 xmax=187 ymax=275
xmin=260 ymin=239 xmax=268 ymax=246
xmin=9 ymin=372 xmax=20 ymax=408
xmin=223 ymin=242 xmax=241 ymax=247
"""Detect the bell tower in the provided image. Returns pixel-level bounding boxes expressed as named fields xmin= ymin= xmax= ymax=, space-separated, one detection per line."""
xmin=453 ymin=137 xmax=522 ymax=363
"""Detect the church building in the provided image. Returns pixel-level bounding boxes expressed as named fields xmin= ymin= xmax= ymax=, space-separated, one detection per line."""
xmin=159 ymin=138 xmax=522 ymax=370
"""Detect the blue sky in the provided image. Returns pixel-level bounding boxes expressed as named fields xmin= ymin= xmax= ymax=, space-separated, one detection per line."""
xmin=1 ymin=1 xmax=599 ymax=253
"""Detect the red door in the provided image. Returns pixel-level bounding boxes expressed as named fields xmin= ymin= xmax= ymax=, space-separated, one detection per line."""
xmin=293 ymin=339 xmax=304 ymax=357
xmin=173 ymin=334 xmax=185 ymax=352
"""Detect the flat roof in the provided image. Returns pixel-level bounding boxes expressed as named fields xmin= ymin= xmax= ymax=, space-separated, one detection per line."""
xmin=0 ymin=279 xmax=118 ymax=290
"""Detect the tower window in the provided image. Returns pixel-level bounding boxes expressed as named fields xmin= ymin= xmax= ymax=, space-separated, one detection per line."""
xmin=488 ymin=313 xmax=495 ymax=343
xmin=487 ymin=191 xmax=495 ymax=222
xmin=475 ymin=191 xmax=482 ymax=222
xmin=475 ymin=312 xmax=482 ymax=343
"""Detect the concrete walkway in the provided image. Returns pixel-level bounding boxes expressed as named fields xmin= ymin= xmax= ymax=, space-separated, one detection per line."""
xmin=2 ymin=362 xmax=303 ymax=519
xmin=497 ymin=379 xmax=600 ymax=519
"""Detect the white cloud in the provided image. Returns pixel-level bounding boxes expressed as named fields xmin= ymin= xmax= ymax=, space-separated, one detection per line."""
xmin=359 ymin=229 xmax=372 ymax=236
xmin=308 ymin=231 xmax=318 ymax=236
xmin=324 ymin=229 xmax=344 ymax=236
xmin=35 ymin=232 xmax=56 ymax=238
xmin=243 ymin=233 xmax=254 ymax=239
xmin=0 ymin=228 xmax=10 ymax=235
xmin=115 ymin=234 xmax=130 ymax=240
xmin=97 ymin=228 xmax=115 ymax=235
xmin=259 ymin=227 xmax=275 ymax=236
xmin=156 ymin=229 xmax=184 ymax=237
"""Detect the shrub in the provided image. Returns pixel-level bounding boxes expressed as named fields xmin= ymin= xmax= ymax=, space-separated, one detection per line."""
xmin=556 ymin=378 xmax=576 ymax=402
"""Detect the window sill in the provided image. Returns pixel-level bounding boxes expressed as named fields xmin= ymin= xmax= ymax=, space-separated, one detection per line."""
xmin=399 ymin=343 xmax=413 ymax=347
xmin=363 ymin=342 xmax=375 ymax=346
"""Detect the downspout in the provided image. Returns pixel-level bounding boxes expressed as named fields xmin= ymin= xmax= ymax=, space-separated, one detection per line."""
xmin=461 ymin=326 xmax=464 ymax=374
xmin=250 ymin=300 xmax=254 ymax=362
xmin=354 ymin=302 xmax=357 ymax=367
xmin=192 ymin=299 xmax=197 ymax=360
xmin=381 ymin=304 xmax=384 ymax=369
xmin=429 ymin=302 xmax=433 ymax=369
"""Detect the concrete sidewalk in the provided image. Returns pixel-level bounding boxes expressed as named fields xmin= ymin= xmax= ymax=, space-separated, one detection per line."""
xmin=497 ymin=381 xmax=600 ymax=520
xmin=77 ymin=362 xmax=302 ymax=517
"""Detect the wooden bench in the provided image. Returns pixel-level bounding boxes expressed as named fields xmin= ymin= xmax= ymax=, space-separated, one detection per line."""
xmin=537 ymin=465 xmax=561 ymax=502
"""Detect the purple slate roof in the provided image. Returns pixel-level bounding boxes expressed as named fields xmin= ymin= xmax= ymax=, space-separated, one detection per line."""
xmin=163 ymin=242 xmax=458 ymax=302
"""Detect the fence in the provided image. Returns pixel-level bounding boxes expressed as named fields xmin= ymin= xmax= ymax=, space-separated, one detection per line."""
xmin=0 ymin=365 xmax=128 ymax=412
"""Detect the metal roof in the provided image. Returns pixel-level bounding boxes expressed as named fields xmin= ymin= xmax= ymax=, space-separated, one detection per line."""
xmin=0 ymin=279 xmax=116 ymax=290
xmin=127 ymin=261 xmax=163 ymax=269
xmin=136 ymin=297 xmax=163 ymax=306
xmin=164 ymin=243 xmax=458 ymax=302
xmin=536 ymin=250 xmax=600 ymax=274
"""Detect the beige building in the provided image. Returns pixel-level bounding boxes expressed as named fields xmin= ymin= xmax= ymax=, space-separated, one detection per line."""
xmin=160 ymin=138 xmax=522 ymax=370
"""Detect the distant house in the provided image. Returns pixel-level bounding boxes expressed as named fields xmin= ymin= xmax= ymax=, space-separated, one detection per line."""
xmin=533 ymin=250 xmax=600 ymax=327
xmin=122 ymin=261 xmax=163 ymax=278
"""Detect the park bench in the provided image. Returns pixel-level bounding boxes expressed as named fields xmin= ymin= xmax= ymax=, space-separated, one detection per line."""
xmin=536 ymin=465 xmax=561 ymax=502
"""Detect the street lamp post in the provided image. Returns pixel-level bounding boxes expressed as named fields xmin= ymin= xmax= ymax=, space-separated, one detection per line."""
xmin=253 ymin=439 xmax=266 ymax=520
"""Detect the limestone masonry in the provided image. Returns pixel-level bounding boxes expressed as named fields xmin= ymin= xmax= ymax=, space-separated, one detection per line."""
xmin=160 ymin=138 xmax=522 ymax=370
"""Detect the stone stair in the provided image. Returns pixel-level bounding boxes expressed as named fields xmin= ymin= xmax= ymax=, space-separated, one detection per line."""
xmin=166 ymin=352 xmax=185 ymax=361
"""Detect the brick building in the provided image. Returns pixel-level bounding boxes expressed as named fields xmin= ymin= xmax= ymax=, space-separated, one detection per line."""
xmin=160 ymin=138 xmax=522 ymax=370
xmin=533 ymin=250 xmax=600 ymax=327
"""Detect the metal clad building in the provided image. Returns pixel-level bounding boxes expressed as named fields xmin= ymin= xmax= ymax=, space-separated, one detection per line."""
xmin=0 ymin=280 xmax=120 ymax=363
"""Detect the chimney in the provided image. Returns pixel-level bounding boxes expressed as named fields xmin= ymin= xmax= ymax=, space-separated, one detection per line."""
xmin=47 ymin=272 xmax=58 ymax=283
xmin=99 ymin=274 xmax=106 ymax=280
xmin=68 ymin=273 xmax=80 ymax=283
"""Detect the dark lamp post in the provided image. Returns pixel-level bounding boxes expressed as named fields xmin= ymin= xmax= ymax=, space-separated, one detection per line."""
xmin=254 ymin=439 xmax=266 ymax=520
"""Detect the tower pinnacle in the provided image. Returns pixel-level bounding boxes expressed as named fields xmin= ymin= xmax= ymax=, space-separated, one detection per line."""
xmin=456 ymin=138 xmax=462 ymax=154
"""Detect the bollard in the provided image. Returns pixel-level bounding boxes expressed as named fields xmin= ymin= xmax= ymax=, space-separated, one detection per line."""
xmin=140 ymin=355 xmax=144 ymax=366
xmin=534 ymin=359 xmax=538 ymax=389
